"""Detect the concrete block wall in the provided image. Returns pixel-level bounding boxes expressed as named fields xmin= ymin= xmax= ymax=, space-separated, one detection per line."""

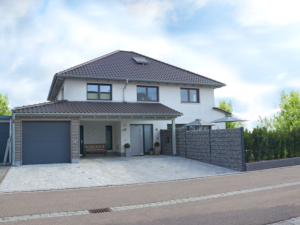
xmin=160 ymin=128 xmax=245 ymax=171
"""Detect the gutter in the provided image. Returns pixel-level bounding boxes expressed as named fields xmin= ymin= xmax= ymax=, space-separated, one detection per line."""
xmin=123 ymin=79 xmax=129 ymax=102
xmin=13 ymin=112 xmax=183 ymax=117
xmin=56 ymin=75 xmax=226 ymax=87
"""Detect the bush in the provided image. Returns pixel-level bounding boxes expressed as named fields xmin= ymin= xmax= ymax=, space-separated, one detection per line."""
xmin=244 ymin=127 xmax=300 ymax=162
xmin=124 ymin=143 xmax=130 ymax=148
xmin=154 ymin=142 xmax=160 ymax=147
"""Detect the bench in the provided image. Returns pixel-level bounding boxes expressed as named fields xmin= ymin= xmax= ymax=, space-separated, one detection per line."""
xmin=84 ymin=144 xmax=107 ymax=157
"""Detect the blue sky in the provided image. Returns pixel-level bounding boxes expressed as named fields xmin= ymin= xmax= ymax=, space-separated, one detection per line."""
xmin=1 ymin=0 xmax=300 ymax=130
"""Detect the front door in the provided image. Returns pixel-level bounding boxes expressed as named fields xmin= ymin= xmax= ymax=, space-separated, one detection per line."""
xmin=105 ymin=126 xmax=112 ymax=150
xmin=130 ymin=125 xmax=143 ymax=155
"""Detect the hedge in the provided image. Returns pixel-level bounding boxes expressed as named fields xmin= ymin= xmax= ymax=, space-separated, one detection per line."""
xmin=244 ymin=127 xmax=300 ymax=163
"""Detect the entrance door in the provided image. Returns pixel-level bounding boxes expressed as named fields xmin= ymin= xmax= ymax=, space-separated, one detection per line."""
xmin=105 ymin=126 xmax=112 ymax=150
xmin=130 ymin=125 xmax=143 ymax=155
xmin=80 ymin=126 xmax=84 ymax=155
xmin=143 ymin=125 xmax=153 ymax=154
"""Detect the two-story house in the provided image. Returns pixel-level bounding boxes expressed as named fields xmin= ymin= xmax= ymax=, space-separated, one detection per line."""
xmin=10 ymin=50 xmax=230 ymax=166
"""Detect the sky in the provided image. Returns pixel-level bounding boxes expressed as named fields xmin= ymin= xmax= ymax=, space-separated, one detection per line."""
xmin=1 ymin=0 xmax=300 ymax=130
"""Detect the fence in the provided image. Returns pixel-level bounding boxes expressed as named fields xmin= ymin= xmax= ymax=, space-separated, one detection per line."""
xmin=160 ymin=128 xmax=245 ymax=171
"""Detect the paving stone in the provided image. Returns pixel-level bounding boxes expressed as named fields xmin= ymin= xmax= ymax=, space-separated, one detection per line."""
xmin=0 ymin=156 xmax=236 ymax=193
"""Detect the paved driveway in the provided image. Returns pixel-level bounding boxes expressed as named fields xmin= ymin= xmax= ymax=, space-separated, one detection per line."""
xmin=0 ymin=155 xmax=237 ymax=193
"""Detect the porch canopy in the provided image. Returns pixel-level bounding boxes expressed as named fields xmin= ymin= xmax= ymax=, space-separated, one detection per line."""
xmin=12 ymin=100 xmax=182 ymax=119
xmin=13 ymin=101 xmax=182 ymax=156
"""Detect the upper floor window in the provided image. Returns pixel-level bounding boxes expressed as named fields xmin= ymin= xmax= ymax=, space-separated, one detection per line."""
xmin=180 ymin=88 xmax=199 ymax=103
xmin=137 ymin=86 xmax=158 ymax=102
xmin=87 ymin=84 xmax=112 ymax=100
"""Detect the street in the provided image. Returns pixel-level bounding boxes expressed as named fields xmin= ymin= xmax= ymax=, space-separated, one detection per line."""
xmin=1 ymin=166 xmax=300 ymax=224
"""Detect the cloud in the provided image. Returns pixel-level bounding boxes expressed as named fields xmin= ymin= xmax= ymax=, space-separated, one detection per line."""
xmin=0 ymin=0 xmax=299 ymax=131
xmin=234 ymin=0 xmax=300 ymax=26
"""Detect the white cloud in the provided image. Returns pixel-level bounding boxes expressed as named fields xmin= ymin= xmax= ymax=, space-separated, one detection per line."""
xmin=0 ymin=0 xmax=299 ymax=131
xmin=276 ymin=73 xmax=287 ymax=80
xmin=234 ymin=0 xmax=300 ymax=26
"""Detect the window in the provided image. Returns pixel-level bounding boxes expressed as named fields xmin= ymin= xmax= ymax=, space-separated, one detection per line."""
xmin=180 ymin=88 xmax=199 ymax=103
xmin=137 ymin=86 xmax=158 ymax=102
xmin=87 ymin=84 xmax=112 ymax=100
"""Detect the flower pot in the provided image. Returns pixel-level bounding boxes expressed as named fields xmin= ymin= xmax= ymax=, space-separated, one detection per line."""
xmin=155 ymin=147 xmax=160 ymax=154
xmin=125 ymin=148 xmax=131 ymax=157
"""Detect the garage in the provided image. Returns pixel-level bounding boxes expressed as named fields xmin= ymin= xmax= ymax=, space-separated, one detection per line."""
xmin=22 ymin=121 xmax=71 ymax=165
xmin=0 ymin=122 xmax=10 ymax=163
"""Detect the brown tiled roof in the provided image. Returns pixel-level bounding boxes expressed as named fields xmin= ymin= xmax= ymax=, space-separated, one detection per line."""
xmin=13 ymin=101 xmax=183 ymax=116
xmin=212 ymin=107 xmax=232 ymax=115
xmin=48 ymin=50 xmax=225 ymax=101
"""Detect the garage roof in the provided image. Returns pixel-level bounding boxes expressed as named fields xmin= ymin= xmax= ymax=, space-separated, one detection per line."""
xmin=13 ymin=101 xmax=183 ymax=116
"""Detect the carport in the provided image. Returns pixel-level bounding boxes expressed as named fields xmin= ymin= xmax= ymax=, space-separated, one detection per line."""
xmin=11 ymin=101 xmax=182 ymax=166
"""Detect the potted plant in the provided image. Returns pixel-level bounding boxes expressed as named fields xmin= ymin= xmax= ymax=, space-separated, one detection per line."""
xmin=154 ymin=142 xmax=160 ymax=154
xmin=124 ymin=143 xmax=131 ymax=157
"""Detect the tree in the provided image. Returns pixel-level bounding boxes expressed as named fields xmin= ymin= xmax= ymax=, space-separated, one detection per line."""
xmin=0 ymin=93 xmax=10 ymax=116
xmin=217 ymin=100 xmax=245 ymax=129
xmin=258 ymin=90 xmax=300 ymax=131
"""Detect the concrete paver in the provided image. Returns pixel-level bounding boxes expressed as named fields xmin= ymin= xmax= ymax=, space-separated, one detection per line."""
xmin=0 ymin=155 xmax=236 ymax=193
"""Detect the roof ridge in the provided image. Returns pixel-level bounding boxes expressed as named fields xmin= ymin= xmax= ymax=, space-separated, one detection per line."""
xmin=57 ymin=50 xmax=121 ymax=75
xmin=13 ymin=100 xmax=67 ymax=110
xmin=129 ymin=51 xmax=225 ymax=86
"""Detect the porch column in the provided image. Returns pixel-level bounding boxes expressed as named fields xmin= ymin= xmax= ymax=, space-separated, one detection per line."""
xmin=172 ymin=118 xmax=176 ymax=155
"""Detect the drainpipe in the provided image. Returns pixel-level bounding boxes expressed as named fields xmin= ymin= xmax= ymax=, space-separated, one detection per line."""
xmin=123 ymin=79 xmax=129 ymax=103
xmin=12 ymin=113 xmax=15 ymax=166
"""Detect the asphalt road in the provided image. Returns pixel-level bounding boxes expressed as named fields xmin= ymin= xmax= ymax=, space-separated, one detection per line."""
xmin=1 ymin=166 xmax=300 ymax=225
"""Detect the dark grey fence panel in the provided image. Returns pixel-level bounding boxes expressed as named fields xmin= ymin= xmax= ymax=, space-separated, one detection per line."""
xmin=160 ymin=128 xmax=245 ymax=171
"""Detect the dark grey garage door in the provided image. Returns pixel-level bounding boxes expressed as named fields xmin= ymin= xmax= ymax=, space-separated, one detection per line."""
xmin=22 ymin=121 xmax=70 ymax=165
xmin=0 ymin=123 xmax=9 ymax=163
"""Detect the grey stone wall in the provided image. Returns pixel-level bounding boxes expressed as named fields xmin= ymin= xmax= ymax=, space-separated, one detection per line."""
xmin=160 ymin=129 xmax=173 ymax=155
xmin=246 ymin=157 xmax=300 ymax=171
xmin=160 ymin=128 xmax=245 ymax=171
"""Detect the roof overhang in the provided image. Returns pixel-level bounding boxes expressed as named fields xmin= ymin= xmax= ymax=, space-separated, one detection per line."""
xmin=13 ymin=113 xmax=181 ymax=120
xmin=47 ymin=74 xmax=226 ymax=101
xmin=212 ymin=107 xmax=232 ymax=116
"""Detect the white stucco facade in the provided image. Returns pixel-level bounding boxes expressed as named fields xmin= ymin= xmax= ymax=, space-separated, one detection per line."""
xmin=57 ymin=78 xmax=226 ymax=156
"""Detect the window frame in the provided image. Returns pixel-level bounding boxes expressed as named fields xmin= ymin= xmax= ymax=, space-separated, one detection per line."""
xmin=180 ymin=88 xmax=199 ymax=103
xmin=137 ymin=85 xmax=159 ymax=102
xmin=87 ymin=83 xmax=112 ymax=101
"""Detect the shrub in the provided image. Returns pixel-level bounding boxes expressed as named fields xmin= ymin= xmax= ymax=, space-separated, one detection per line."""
xmin=154 ymin=142 xmax=160 ymax=147
xmin=244 ymin=126 xmax=300 ymax=162
xmin=124 ymin=143 xmax=130 ymax=148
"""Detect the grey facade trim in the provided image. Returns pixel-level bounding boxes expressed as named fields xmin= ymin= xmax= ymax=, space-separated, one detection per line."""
xmin=71 ymin=158 xmax=79 ymax=163
xmin=114 ymin=152 xmax=126 ymax=157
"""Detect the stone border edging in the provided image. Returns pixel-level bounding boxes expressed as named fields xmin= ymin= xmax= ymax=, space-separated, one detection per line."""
xmin=246 ymin=157 xmax=300 ymax=171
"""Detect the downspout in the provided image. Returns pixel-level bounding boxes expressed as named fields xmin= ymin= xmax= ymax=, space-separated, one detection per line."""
xmin=12 ymin=113 xmax=15 ymax=166
xmin=123 ymin=79 xmax=129 ymax=103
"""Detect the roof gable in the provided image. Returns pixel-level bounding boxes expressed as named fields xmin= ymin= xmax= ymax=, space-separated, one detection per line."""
xmin=48 ymin=50 xmax=226 ymax=101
